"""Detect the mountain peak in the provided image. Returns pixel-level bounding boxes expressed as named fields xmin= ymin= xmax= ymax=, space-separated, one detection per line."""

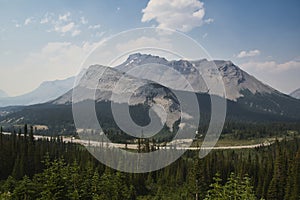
xmin=116 ymin=53 xmax=276 ymax=100
xmin=125 ymin=53 xmax=168 ymax=65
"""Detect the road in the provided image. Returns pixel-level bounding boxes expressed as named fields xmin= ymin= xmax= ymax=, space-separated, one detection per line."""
xmin=1 ymin=131 xmax=272 ymax=150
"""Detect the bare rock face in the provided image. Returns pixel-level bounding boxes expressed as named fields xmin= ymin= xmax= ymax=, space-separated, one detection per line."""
xmin=52 ymin=65 xmax=181 ymax=130
xmin=116 ymin=53 xmax=275 ymax=101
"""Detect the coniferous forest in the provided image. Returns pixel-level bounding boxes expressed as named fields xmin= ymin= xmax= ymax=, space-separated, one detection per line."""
xmin=0 ymin=125 xmax=300 ymax=200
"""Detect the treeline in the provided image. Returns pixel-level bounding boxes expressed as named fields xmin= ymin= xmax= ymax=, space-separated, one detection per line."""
xmin=197 ymin=121 xmax=300 ymax=140
xmin=0 ymin=126 xmax=300 ymax=199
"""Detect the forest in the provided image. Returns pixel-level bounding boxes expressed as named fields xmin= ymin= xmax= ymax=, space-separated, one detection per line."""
xmin=0 ymin=125 xmax=300 ymax=200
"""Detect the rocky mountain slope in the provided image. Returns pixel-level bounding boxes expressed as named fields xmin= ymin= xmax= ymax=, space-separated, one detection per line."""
xmin=1 ymin=54 xmax=300 ymax=134
xmin=116 ymin=54 xmax=300 ymax=119
xmin=52 ymin=65 xmax=181 ymax=130
xmin=116 ymin=53 xmax=275 ymax=101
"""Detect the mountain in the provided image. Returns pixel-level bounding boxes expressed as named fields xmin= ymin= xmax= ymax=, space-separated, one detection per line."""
xmin=0 ymin=77 xmax=75 ymax=107
xmin=116 ymin=53 xmax=300 ymax=119
xmin=53 ymin=65 xmax=181 ymax=130
xmin=290 ymin=88 xmax=300 ymax=99
xmin=1 ymin=54 xmax=300 ymax=135
xmin=0 ymin=90 xmax=8 ymax=98
xmin=116 ymin=53 xmax=275 ymax=101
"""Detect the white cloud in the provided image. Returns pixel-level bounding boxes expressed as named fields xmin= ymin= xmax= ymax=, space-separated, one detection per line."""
xmin=80 ymin=16 xmax=88 ymax=25
xmin=141 ymin=0 xmax=211 ymax=32
xmin=24 ymin=17 xmax=34 ymax=25
xmin=40 ymin=17 xmax=49 ymax=24
xmin=53 ymin=21 xmax=81 ymax=36
xmin=72 ymin=29 xmax=81 ymax=37
xmin=239 ymin=59 xmax=300 ymax=93
xmin=41 ymin=12 xmax=88 ymax=37
xmin=88 ymin=24 xmax=101 ymax=29
xmin=58 ymin=12 xmax=71 ymax=22
xmin=237 ymin=49 xmax=261 ymax=58
xmin=204 ymin=18 xmax=214 ymax=24
xmin=241 ymin=59 xmax=300 ymax=72
xmin=54 ymin=22 xmax=75 ymax=34
xmin=40 ymin=12 xmax=54 ymax=24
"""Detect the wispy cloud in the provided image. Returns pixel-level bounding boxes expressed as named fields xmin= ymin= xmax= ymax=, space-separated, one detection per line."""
xmin=71 ymin=29 xmax=81 ymax=37
xmin=237 ymin=49 xmax=261 ymax=58
xmin=88 ymin=24 xmax=101 ymax=29
xmin=24 ymin=17 xmax=34 ymax=25
xmin=12 ymin=20 xmax=21 ymax=28
xmin=42 ymin=12 xmax=83 ymax=37
xmin=14 ymin=12 xmax=97 ymax=37
xmin=58 ymin=12 xmax=71 ymax=22
xmin=54 ymin=22 xmax=75 ymax=34
xmin=80 ymin=16 xmax=88 ymax=25
xmin=141 ymin=0 xmax=212 ymax=32
xmin=40 ymin=12 xmax=54 ymax=24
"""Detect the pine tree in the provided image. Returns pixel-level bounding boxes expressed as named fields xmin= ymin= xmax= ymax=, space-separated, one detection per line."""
xmin=0 ymin=126 xmax=3 ymax=146
xmin=29 ymin=126 xmax=34 ymax=144
xmin=267 ymin=141 xmax=286 ymax=200
xmin=12 ymin=175 xmax=36 ymax=200
xmin=24 ymin=124 xmax=28 ymax=139
xmin=285 ymin=149 xmax=300 ymax=200
xmin=2 ymin=176 xmax=17 ymax=194
xmin=189 ymin=158 xmax=208 ymax=199
xmin=204 ymin=173 xmax=223 ymax=200
xmin=204 ymin=172 xmax=257 ymax=200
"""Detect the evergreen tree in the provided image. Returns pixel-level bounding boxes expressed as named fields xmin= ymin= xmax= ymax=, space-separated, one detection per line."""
xmin=285 ymin=149 xmax=300 ymax=200
xmin=267 ymin=141 xmax=286 ymax=200
xmin=12 ymin=175 xmax=36 ymax=200
xmin=29 ymin=126 xmax=34 ymax=144
xmin=0 ymin=126 xmax=3 ymax=146
xmin=204 ymin=172 xmax=257 ymax=200
xmin=24 ymin=124 xmax=28 ymax=139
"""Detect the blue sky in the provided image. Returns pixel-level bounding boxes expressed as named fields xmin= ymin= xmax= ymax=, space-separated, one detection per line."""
xmin=0 ymin=0 xmax=300 ymax=96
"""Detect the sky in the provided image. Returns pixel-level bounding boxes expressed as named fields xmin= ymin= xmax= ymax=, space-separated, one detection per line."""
xmin=0 ymin=0 xmax=300 ymax=96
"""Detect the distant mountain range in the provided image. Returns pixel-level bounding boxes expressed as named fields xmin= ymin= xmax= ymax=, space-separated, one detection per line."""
xmin=0 ymin=77 xmax=75 ymax=107
xmin=290 ymin=88 xmax=300 ymax=99
xmin=1 ymin=54 xmax=300 ymax=134
xmin=0 ymin=90 xmax=8 ymax=98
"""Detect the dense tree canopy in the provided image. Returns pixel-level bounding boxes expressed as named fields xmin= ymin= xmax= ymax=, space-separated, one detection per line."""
xmin=0 ymin=125 xmax=299 ymax=199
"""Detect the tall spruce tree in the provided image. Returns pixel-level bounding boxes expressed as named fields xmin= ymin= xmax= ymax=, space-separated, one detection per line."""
xmin=267 ymin=141 xmax=287 ymax=200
